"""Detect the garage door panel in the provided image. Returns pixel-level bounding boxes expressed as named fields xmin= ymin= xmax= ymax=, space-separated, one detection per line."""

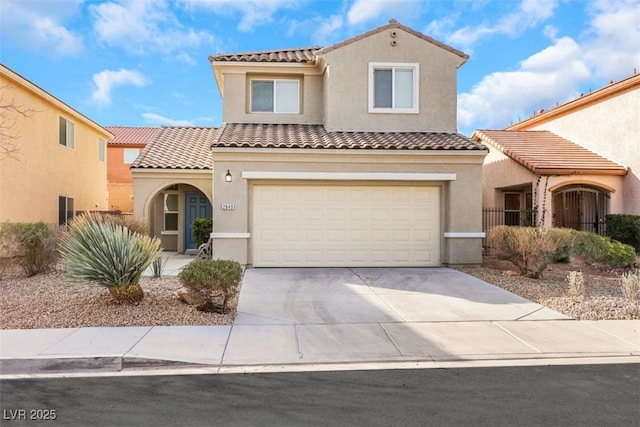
xmin=253 ymin=185 xmax=440 ymax=267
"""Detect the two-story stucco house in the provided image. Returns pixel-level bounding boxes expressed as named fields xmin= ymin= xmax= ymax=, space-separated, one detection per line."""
xmin=106 ymin=126 xmax=158 ymax=214
xmin=207 ymin=20 xmax=487 ymax=267
xmin=474 ymin=73 xmax=638 ymax=234
xmin=0 ymin=64 xmax=111 ymax=224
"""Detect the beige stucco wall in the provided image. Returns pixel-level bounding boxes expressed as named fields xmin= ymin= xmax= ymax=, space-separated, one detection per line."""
xmin=0 ymin=68 xmax=110 ymax=223
xmin=217 ymin=65 xmax=324 ymax=124
xmin=520 ymin=84 xmax=639 ymax=215
xmin=319 ymin=28 xmax=465 ymax=132
xmin=132 ymin=170 xmax=212 ymax=252
xmin=211 ymin=149 xmax=485 ymax=266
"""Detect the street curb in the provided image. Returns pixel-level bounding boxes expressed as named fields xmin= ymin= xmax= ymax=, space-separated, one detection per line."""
xmin=0 ymin=356 xmax=205 ymax=376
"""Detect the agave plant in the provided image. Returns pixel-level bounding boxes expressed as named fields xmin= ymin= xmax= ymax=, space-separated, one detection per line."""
xmin=60 ymin=213 xmax=162 ymax=303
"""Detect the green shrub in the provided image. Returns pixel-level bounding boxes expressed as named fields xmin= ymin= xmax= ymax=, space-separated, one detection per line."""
xmin=193 ymin=217 xmax=213 ymax=247
xmin=60 ymin=213 xmax=162 ymax=303
xmin=151 ymin=255 xmax=167 ymax=278
xmin=606 ymin=214 xmax=640 ymax=253
xmin=178 ymin=259 xmax=242 ymax=313
xmin=487 ymin=226 xmax=568 ymax=278
xmin=0 ymin=222 xmax=60 ymax=276
xmin=573 ymin=231 xmax=636 ymax=268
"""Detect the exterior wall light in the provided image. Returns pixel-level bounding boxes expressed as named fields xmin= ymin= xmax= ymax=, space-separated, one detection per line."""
xmin=225 ymin=170 xmax=232 ymax=182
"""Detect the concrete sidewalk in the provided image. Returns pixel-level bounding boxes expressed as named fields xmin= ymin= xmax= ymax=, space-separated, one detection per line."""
xmin=1 ymin=267 xmax=638 ymax=377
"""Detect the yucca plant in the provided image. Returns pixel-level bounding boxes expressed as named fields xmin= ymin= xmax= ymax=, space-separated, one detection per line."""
xmin=60 ymin=213 xmax=162 ymax=303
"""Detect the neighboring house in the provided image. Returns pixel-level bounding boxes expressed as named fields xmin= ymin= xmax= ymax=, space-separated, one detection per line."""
xmin=0 ymin=63 xmax=111 ymax=224
xmin=206 ymin=20 xmax=487 ymax=267
xmin=105 ymin=126 xmax=158 ymax=213
xmin=474 ymin=73 xmax=639 ymax=234
xmin=132 ymin=126 xmax=214 ymax=252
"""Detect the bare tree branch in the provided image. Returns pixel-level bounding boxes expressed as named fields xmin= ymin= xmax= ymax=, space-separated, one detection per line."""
xmin=0 ymin=83 xmax=37 ymax=161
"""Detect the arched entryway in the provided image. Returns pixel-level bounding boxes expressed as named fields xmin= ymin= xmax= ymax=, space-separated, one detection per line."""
xmin=552 ymin=184 xmax=610 ymax=234
xmin=145 ymin=183 xmax=212 ymax=253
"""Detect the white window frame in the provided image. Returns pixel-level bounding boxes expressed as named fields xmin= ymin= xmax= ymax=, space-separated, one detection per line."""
xmin=368 ymin=62 xmax=419 ymax=114
xmin=250 ymin=78 xmax=300 ymax=114
xmin=123 ymin=148 xmax=140 ymax=164
xmin=59 ymin=117 xmax=74 ymax=149
xmin=98 ymin=138 xmax=106 ymax=162
xmin=162 ymin=192 xmax=179 ymax=234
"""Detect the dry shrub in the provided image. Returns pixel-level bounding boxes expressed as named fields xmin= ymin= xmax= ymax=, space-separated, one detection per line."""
xmin=566 ymin=271 xmax=587 ymax=299
xmin=487 ymin=226 xmax=567 ymax=279
xmin=620 ymin=270 xmax=640 ymax=301
xmin=0 ymin=222 xmax=60 ymax=277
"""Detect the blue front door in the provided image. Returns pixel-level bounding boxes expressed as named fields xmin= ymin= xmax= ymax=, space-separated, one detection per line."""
xmin=184 ymin=192 xmax=212 ymax=250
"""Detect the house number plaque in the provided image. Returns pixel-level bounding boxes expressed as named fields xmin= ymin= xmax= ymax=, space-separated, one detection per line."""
xmin=221 ymin=204 xmax=235 ymax=210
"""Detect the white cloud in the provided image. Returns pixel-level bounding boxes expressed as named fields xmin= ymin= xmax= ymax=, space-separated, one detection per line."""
xmin=142 ymin=113 xmax=194 ymax=126
xmin=582 ymin=0 xmax=640 ymax=80
xmin=0 ymin=0 xmax=84 ymax=56
xmin=346 ymin=0 xmax=423 ymax=26
xmin=458 ymin=37 xmax=590 ymax=133
xmin=90 ymin=0 xmax=214 ymax=55
xmin=91 ymin=69 xmax=149 ymax=105
xmin=446 ymin=0 xmax=558 ymax=48
xmin=179 ymin=0 xmax=299 ymax=32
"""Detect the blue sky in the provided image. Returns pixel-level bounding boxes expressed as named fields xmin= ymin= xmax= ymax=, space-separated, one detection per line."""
xmin=2 ymin=0 xmax=639 ymax=136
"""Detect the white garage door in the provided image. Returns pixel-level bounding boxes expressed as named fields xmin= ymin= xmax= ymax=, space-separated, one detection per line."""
xmin=252 ymin=184 xmax=440 ymax=267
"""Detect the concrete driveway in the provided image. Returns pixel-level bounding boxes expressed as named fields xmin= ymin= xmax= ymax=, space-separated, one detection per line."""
xmin=223 ymin=267 xmax=605 ymax=366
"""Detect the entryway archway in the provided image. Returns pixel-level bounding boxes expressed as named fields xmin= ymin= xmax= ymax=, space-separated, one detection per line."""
xmin=552 ymin=184 xmax=610 ymax=234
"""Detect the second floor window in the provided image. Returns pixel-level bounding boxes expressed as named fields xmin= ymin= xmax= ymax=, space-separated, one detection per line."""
xmin=98 ymin=138 xmax=106 ymax=162
xmin=123 ymin=148 xmax=140 ymax=164
xmin=369 ymin=63 xmax=419 ymax=113
xmin=59 ymin=117 xmax=74 ymax=148
xmin=251 ymin=79 xmax=299 ymax=114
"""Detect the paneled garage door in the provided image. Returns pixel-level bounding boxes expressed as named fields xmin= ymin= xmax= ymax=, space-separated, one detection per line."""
xmin=252 ymin=184 xmax=440 ymax=267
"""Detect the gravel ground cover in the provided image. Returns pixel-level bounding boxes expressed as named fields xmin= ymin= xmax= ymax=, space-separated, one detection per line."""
xmin=0 ymin=269 xmax=237 ymax=329
xmin=457 ymin=256 xmax=640 ymax=320
xmin=1 ymin=256 xmax=638 ymax=330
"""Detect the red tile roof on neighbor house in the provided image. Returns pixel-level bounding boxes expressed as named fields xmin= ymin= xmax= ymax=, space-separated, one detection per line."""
xmin=473 ymin=129 xmax=628 ymax=175
xmin=209 ymin=20 xmax=468 ymax=64
xmin=105 ymin=126 xmax=159 ymax=146
xmin=132 ymin=126 xmax=215 ymax=170
xmin=213 ymin=123 xmax=486 ymax=151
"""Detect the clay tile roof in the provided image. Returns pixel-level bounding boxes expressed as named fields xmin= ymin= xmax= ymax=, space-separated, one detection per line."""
xmin=209 ymin=46 xmax=320 ymax=63
xmin=473 ymin=129 xmax=628 ymax=175
xmin=212 ymin=123 xmax=486 ymax=151
xmin=132 ymin=126 xmax=216 ymax=170
xmin=105 ymin=126 xmax=159 ymax=146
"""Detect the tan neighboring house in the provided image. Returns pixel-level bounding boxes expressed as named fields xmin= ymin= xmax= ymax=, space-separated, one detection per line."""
xmin=0 ymin=63 xmax=111 ymax=224
xmin=474 ymin=73 xmax=638 ymax=234
xmin=132 ymin=126 xmax=214 ymax=252
xmin=207 ymin=20 xmax=488 ymax=267
xmin=105 ymin=126 xmax=158 ymax=213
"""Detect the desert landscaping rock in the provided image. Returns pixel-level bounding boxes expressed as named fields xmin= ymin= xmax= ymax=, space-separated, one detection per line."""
xmin=1 ymin=257 xmax=638 ymax=330
xmin=0 ymin=271 xmax=237 ymax=329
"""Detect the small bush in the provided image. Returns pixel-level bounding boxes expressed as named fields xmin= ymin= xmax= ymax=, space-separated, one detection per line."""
xmin=606 ymin=214 xmax=640 ymax=253
xmin=620 ymin=270 xmax=640 ymax=301
xmin=573 ymin=231 xmax=636 ymax=268
xmin=151 ymin=255 xmax=166 ymax=278
xmin=566 ymin=271 xmax=587 ymax=299
xmin=60 ymin=213 xmax=162 ymax=303
xmin=0 ymin=222 xmax=60 ymax=276
xmin=193 ymin=217 xmax=213 ymax=247
xmin=178 ymin=259 xmax=242 ymax=313
xmin=487 ymin=226 xmax=568 ymax=278
xmin=101 ymin=214 xmax=149 ymax=236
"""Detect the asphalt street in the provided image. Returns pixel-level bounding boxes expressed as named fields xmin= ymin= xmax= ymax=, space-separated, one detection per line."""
xmin=1 ymin=364 xmax=638 ymax=426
